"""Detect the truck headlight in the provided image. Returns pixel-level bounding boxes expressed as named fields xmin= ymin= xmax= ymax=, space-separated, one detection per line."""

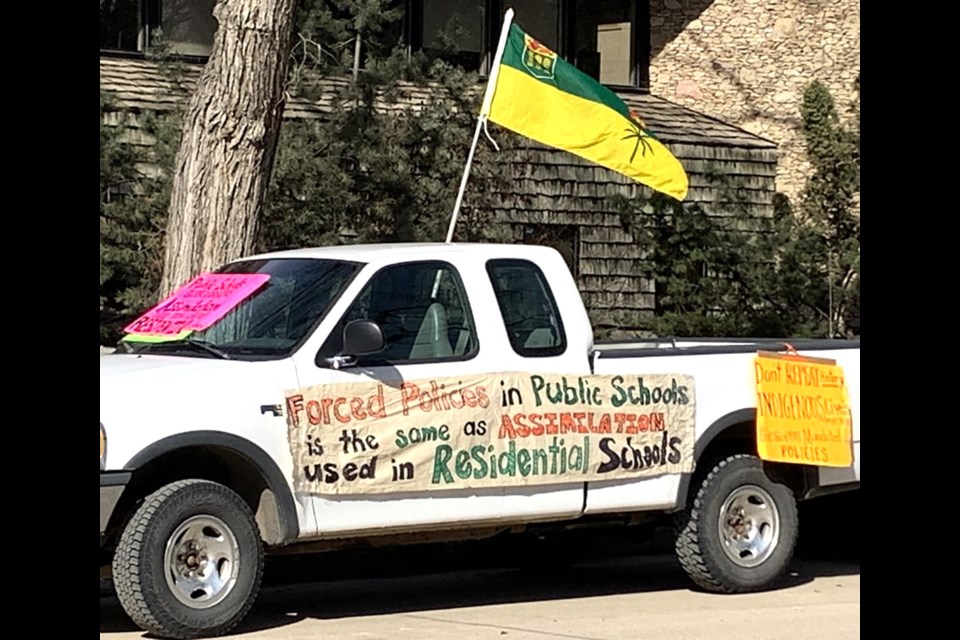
xmin=100 ymin=423 xmax=107 ymax=470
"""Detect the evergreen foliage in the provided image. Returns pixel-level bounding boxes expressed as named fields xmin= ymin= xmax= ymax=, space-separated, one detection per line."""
xmin=99 ymin=96 xmax=178 ymax=344
xmin=614 ymin=80 xmax=860 ymax=339
xmin=794 ymin=79 xmax=860 ymax=336
xmin=261 ymin=0 xmax=506 ymax=251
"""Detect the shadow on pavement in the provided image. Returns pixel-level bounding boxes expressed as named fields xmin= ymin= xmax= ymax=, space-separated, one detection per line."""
xmin=797 ymin=490 xmax=860 ymax=562
xmin=100 ymin=491 xmax=860 ymax=636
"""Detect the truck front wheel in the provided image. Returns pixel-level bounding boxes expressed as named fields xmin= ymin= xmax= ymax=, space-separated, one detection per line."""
xmin=675 ymin=454 xmax=797 ymax=593
xmin=112 ymin=479 xmax=264 ymax=639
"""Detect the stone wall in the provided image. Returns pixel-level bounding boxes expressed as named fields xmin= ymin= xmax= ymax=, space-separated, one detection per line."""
xmin=648 ymin=0 xmax=860 ymax=203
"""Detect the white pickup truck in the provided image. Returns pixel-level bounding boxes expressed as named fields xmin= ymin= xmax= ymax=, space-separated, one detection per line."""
xmin=100 ymin=243 xmax=861 ymax=639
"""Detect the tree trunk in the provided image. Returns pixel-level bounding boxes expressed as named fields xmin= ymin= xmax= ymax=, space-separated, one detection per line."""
xmin=160 ymin=0 xmax=297 ymax=295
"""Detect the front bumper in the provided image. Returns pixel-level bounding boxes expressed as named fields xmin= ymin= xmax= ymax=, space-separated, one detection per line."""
xmin=100 ymin=472 xmax=131 ymax=541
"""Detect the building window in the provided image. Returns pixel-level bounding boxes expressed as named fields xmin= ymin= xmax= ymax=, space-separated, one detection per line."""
xmin=162 ymin=0 xmax=218 ymax=56
xmin=412 ymin=1 xmax=648 ymax=88
xmin=100 ymin=1 xmax=649 ymax=89
xmin=100 ymin=0 xmax=216 ymax=57
xmin=414 ymin=0 xmax=487 ymax=70
xmin=571 ymin=0 xmax=647 ymax=87
xmin=507 ymin=0 xmax=560 ymax=52
xmin=100 ymin=0 xmax=141 ymax=52
xmin=521 ymin=224 xmax=580 ymax=278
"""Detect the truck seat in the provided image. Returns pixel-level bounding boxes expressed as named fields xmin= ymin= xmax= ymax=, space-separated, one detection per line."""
xmin=409 ymin=302 xmax=453 ymax=359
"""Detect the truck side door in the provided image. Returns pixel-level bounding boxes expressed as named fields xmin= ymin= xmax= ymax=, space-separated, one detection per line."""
xmin=291 ymin=258 xmax=507 ymax=534
xmin=482 ymin=257 xmax=592 ymax=522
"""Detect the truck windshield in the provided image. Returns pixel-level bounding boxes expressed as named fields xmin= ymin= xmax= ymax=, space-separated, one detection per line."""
xmin=127 ymin=258 xmax=362 ymax=360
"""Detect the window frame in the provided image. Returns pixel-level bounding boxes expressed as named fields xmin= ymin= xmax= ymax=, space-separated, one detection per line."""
xmin=408 ymin=0 xmax=490 ymax=73
xmin=565 ymin=0 xmax=650 ymax=91
xmin=407 ymin=0 xmax=649 ymax=89
xmin=101 ymin=1 xmax=651 ymax=90
xmin=125 ymin=258 xmax=364 ymax=362
xmin=317 ymin=259 xmax=481 ymax=367
xmin=100 ymin=0 xmax=214 ymax=62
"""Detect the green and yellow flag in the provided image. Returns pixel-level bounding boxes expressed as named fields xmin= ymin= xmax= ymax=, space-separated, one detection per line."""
xmin=483 ymin=22 xmax=688 ymax=200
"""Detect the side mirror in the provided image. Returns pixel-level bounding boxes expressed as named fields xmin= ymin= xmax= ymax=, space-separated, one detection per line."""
xmin=322 ymin=320 xmax=384 ymax=369
xmin=343 ymin=319 xmax=385 ymax=356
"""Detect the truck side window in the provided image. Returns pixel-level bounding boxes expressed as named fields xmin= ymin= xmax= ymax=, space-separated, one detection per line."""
xmin=486 ymin=259 xmax=566 ymax=357
xmin=319 ymin=261 xmax=478 ymax=364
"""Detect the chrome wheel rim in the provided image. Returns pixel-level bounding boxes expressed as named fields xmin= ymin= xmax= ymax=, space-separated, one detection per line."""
xmin=164 ymin=515 xmax=240 ymax=609
xmin=718 ymin=485 xmax=780 ymax=567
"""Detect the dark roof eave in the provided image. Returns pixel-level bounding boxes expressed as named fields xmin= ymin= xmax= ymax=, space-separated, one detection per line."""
xmin=101 ymin=56 xmax=776 ymax=151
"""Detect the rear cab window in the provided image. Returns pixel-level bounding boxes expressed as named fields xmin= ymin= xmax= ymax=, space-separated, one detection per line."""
xmin=486 ymin=259 xmax=566 ymax=357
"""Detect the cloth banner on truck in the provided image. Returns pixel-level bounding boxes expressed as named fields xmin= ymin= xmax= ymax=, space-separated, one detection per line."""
xmin=286 ymin=372 xmax=696 ymax=494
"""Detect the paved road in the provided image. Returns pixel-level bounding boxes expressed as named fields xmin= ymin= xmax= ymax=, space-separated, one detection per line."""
xmin=100 ymin=494 xmax=860 ymax=640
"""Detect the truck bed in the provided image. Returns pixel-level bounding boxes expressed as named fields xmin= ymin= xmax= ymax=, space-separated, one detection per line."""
xmin=593 ymin=338 xmax=861 ymax=359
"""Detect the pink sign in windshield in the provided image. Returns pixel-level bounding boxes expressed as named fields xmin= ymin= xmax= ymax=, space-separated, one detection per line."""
xmin=124 ymin=273 xmax=271 ymax=337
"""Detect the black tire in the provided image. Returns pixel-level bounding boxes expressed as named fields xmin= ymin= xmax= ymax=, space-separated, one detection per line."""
xmin=675 ymin=454 xmax=797 ymax=593
xmin=112 ymin=480 xmax=264 ymax=639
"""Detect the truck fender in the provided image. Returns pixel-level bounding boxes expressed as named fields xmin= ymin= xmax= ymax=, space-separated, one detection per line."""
xmin=694 ymin=408 xmax=756 ymax=460
xmin=674 ymin=408 xmax=756 ymax=510
xmin=126 ymin=431 xmax=299 ymax=545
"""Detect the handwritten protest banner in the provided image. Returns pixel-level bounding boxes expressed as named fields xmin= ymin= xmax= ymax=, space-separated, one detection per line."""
xmin=286 ymin=372 xmax=695 ymax=494
xmin=124 ymin=273 xmax=271 ymax=338
xmin=754 ymin=352 xmax=852 ymax=467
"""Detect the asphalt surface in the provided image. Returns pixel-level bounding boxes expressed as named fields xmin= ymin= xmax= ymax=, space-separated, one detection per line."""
xmin=99 ymin=492 xmax=860 ymax=640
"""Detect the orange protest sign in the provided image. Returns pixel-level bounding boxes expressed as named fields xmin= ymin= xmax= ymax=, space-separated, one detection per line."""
xmin=754 ymin=352 xmax=852 ymax=467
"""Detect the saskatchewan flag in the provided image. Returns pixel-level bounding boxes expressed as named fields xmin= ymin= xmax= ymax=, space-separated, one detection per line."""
xmin=483 ymin=23 xmax=689 ymax=200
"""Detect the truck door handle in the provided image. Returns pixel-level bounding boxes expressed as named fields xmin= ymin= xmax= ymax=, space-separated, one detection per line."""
xmin=260 ymin=404 xmax=283 ymax=417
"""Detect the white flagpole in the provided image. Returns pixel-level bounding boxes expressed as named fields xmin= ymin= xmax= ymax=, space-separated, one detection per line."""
xmin=444 ymin=8 xmax=515 ymax=243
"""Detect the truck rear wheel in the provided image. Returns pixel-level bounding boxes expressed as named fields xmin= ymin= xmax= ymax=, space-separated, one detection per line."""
xmin=112 ymin=479 xmax=264 ymax=639
xmin=675 ymin=454 xmax=797 ymax=593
